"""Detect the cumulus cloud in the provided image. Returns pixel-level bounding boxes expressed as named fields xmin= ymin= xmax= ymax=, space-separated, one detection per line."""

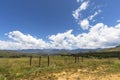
xmin=72 ymin=1 xmax=89 ymax=19
xmin=0 ymin=31 xmax=49 ymax=50
xmin=78 ymin=10 xmax=101 ymax=30
xmin=0 ymin=23 xmax=120 ymax=50
xmin=48 ymin=30 xmax=74 ymax=49
xmin=79 ymin=19 xmax=90 ymax=30
xmin=48 ymin=23 xmax=120 ymax=49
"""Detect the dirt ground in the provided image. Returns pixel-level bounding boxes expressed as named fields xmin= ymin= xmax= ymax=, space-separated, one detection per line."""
xmin=22 ymin=68 xmax=120 ymax=80
xmin=21 ymin=60 xmax=120 ymax=80
xmin=52 ymin=71 xmax=120 ymax=80
xmin=49 ymin=67 xmax=120 ymax=80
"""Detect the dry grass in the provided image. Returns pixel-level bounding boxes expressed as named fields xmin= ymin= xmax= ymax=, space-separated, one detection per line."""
xmin=0 ymin=56 xmax=120 ymax=80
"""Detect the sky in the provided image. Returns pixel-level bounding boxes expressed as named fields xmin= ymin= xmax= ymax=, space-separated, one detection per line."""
xmin=0 ymin=0 xmax=120 ymax=50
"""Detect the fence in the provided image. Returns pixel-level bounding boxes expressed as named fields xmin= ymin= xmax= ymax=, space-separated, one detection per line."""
xmin=29 ymin=55 xmax=84 ymax=67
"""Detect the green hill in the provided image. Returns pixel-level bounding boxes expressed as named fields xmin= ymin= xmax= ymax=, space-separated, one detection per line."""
xmin=0 ymin=50 xmax=40 ymax=57
xmin=0 ymin=50 xmax=22 ymax=57
xmin=102 ymin=45 xmax=120 ymax=52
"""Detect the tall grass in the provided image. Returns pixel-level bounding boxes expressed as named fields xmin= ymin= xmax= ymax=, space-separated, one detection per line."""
xmin=0 ymin=56 xmax=120 ymax=80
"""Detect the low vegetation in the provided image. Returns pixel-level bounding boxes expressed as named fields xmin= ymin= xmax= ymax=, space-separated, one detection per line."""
xmin=0 ymin=56 xmax=120 ymax=80
xmin=0 ymin=47 xmax=120 ymax=80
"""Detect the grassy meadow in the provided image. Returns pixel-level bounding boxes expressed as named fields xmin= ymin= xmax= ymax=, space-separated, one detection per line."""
xmin=0 ymin=56 xmax=120 ymax=80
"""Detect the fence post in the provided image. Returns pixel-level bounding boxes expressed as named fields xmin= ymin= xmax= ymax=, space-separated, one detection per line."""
xmin=48 ymin=56 xmax=50 ymax=67
xmin=39 ymin=56 xmax=41 ymax=67
xmin=30 ymin=56 xmax=32 ymax=66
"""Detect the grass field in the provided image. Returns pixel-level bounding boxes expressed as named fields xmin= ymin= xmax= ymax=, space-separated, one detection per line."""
xmin=0 ymin=56 xmax=120 ymax=80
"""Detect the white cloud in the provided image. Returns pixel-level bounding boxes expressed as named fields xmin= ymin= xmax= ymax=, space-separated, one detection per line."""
xmin=117 ymin=20 xmax=120 ymax=23
xmin=48 ymin=30 xmax=74 ymax=49
xmin=87 ymin=23 xmax=120 ymax=48
xmin=72 ymin=1 xmax=89 ymax=19
xmin=0 ymin=31 xmax=49 ymax=50
xmin=79 ymin=19 xmax=90 ymax=30
xmin=73 ymin=0 xmax=103 ymax=30
xmin=48 ymin=23 xmax=120 ymax=49
xmin=77 ymin=10 xmax=101 ymax=29
xmin=88 ymin=10 xmax=101 ymax=20
xmin=80 ymin=1 xmax=89 ymax=10
xmin=76 ymin=0 xmax=83 ymax=3
xmin=0 ymin=23 xmax=120 ymax=50
xmin=76 ymin=0 xmax=80 ymax=3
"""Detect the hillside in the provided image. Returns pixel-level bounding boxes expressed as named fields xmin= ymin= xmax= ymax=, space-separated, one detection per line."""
xmin=0 ymin=45 xmax=120 ymax=57
xmin=0 ymin=50 xmax=36 ymax=57
xmin=0 ymin=50 xmax=22 ymax=57
xmin=18 ymin=48 xmax=100 ymax=54
xmin=102 ymin=45 xmax=120 ymax=52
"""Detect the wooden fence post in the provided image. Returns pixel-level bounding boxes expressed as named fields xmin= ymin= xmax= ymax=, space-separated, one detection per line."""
xmin=30 ymin=56 xmax=32 ymax=66
xmin=48 ymin=56 xmax=50 ymax=67
xmin=39 ymin=56 xmax=41 ymax=67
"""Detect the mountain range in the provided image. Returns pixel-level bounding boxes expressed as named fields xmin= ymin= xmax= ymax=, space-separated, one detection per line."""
xmin=18 ymin=45 xmax=120 ymax=54
xmin=17 ymin=48 xmax=101 ymax=54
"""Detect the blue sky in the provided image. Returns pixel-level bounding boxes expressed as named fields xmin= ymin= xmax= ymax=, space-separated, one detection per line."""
xmin=0 ymin=0 xmax=77 ymax=39
xmin=0 ymin=0 xmax=120 ymax=50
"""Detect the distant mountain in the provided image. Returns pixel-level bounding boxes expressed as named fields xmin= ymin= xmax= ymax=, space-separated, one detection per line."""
xmin=0 ymin=45 xmax=120 ymax=57
xmin=18 ymin=48 xmax=101 ymax=54
xmin=0 ymin=48 xmax=101 ymax=57
xmin=18 ymin=49 xmax=66 ymax=53
xmin=16 ymin=44 xmax=120 ymax=55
